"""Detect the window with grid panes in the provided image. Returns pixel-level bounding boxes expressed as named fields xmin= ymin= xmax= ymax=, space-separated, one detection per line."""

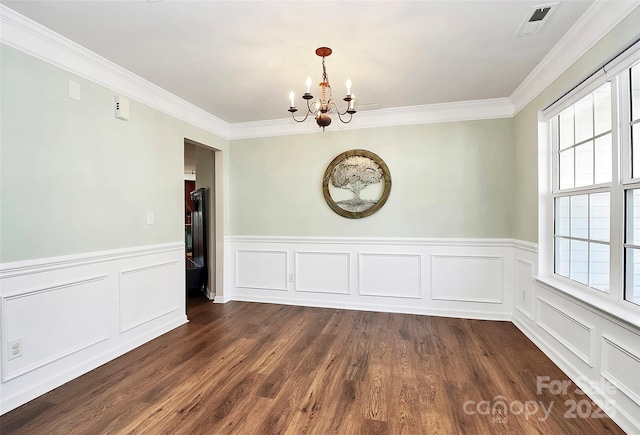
xmin=548 ymin=54 xmax=640 ymax=314
xmin=624 ymin=63 xmax=640 ymax=306
xmin=553 ymin=82 xmax=612 ymax=292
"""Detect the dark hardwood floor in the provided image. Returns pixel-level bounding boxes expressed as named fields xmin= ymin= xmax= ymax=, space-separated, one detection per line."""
xmin=1 ymin=293 xmax=623 ymax=434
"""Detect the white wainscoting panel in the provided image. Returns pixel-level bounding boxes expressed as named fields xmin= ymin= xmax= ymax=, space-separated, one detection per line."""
xmin=511 ymin=242 xmax=640 ymax=434
xmin=227 ymin=236 xmax=514 ymax=319
xmin=119 ymin=260 xmax=181 ymax=333
xmin=536 ymin=297 xmax=593 ymax=366
xmin=431 ymin=255 xmax=503 ymax=303
xmin=295 ymin=251 xmax=350 ymax=295
xmin=236 ymin=249 xmax=288 ymax=291
xmin=601 ymin=336 xmax=640 ymax=407
xmin=515 ymin=258 xmax=534 ymax=319
xmin=359 ymin=253 xmax=421 ymax=299
xmin=0 ymin=242 xmax=187 ymax=414
xmin=2 ymin=276 xmax=109 ymax=381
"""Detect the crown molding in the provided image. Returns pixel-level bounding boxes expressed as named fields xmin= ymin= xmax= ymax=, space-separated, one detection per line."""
xmin=0 ymin=4 xmax=512 ymax=142
xmin=510 ymin=0 xmax=640 ymax=114
xmin=228 ymin=98 xmax=514 ymax=140
xmin=2 ymin=2 xmax=638 ymax=140
xmin=0 ymin=4 xmax=229 ymax=139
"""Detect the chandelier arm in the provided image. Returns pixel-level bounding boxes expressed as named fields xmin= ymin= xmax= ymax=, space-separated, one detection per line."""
xmin=335 ymin=105 xmax=351 ymax=116
xmin=335 ymin=111 xmax=354 ymax=124
xmin=326 ymin=100 xmax=352 ymax=118
xmin=327 ymin=99 xmax=340 ymax=113
xmin=306 ymin=98 xmax=318 ymax=114
xmin=290 ymin=110 xmax=311 ymax=123
xmin=325 ymin=100 xmax=353 ymax=124
xmin=330 ymin=98 xmax=356 ymax=118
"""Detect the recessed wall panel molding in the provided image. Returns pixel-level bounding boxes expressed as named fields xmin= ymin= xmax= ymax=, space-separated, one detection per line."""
xmin=358 ymin=253 xmax=422 ymax=299
xmin=515 ymin=258 xmax=535 ymax=319
xmin=601 ymin=335 xmax=640 ymax=407
xmin=536 ymin=297 xmax=594 ymax=366
xmin=0 ymin=243 xmax=187 ymax=415
xmin=119 ymin=260 xmax=181 ymax=333
xmin=295 ymin=251 xmax=350 ymax=294
xmin=2 ymin=276 xmax=109 ymax=381
xmin=236 ymin=249 xmax=288 ymax=291
xmin=227 ymin=237 xmax=513 ymax=318
xmin=431 ymin=255 xmax=503 ymax=303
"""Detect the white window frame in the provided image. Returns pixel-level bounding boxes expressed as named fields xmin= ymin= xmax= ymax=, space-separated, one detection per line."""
xmin=621 ymin=63 xmax=640 ymax=307
xmin=551 ymin=82 xmax=615 ymax=293
xmin=537 ymin=43 xmax=640 ymax=326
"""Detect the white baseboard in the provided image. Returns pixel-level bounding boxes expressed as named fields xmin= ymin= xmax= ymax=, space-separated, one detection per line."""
xmin=231 ymin=293 xmax=512 ymax=321
xmin=0 ymin=243 xmax=187 ymax=414
xmin=0 ymin=315 xmax=186 ymax=414
xmin=225 ymin=236 xmax=515 ymax=321
xmin=3 ymin=236 xmax=638 ymax=435
xmin=212 ymin=294 xmax=232 ymax=304
xmin=226 ymin=236 xmax=640 ymax=433
xmin=512 ymin=244 xmax=640 ymax=434
xmin=512 ymin=314 xmax=639 ymax=434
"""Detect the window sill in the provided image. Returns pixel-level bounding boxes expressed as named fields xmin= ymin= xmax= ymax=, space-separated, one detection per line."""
xmin=533 ymin=274 xmax=640 ymax=330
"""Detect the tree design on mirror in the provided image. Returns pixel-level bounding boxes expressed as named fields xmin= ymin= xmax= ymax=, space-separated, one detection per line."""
xmin=323 ymin=149 xmax=392 ymax=219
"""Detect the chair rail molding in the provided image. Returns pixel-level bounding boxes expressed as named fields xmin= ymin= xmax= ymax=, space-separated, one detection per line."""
xmin=225 ymin=236 xmax=516 ymax=321
xmin=0 ymin=242 xmax=187 ymax=415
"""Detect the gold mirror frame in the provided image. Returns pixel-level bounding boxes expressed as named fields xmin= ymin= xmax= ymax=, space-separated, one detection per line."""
xmin=322 ymin=149 xmax=392 ymax=219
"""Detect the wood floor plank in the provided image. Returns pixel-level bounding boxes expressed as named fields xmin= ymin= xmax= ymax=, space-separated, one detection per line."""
xmin=0 ymin=295 xmax=625 ymax=434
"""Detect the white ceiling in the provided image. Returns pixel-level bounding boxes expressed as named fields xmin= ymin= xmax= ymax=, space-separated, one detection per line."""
xmin=3 ymin=1 xmax=597 ymax=124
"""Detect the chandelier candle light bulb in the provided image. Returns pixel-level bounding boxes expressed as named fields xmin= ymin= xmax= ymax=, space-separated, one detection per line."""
xmin=288 ymin=46 xmax=357 ymax=131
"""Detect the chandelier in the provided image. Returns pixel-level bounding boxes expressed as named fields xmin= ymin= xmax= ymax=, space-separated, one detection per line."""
xmin=288 ymin=47 xmax=356 ymax=130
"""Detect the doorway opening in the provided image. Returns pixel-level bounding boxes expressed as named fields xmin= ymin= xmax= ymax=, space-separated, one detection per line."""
xmin=184 ymin=139 xmax=223 ymax=315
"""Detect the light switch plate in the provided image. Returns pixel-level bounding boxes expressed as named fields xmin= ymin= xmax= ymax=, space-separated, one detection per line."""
xmin=146 ymin=211 xmax=154 ymax=225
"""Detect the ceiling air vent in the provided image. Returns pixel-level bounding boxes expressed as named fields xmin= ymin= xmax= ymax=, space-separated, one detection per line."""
xmin=515 ymin=3 xmax=558 ymax=37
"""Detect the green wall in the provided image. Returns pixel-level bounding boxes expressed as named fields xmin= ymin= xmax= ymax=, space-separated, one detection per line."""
xmin=513 ymin=7 xmax=640 ymax=243
xmin=0 ymin=45 xmax=227 ymax=263
xmin=3 ymin=6 xmax=637 ymax=262
xmin=230 ymin=119 xmax=515 ymax=238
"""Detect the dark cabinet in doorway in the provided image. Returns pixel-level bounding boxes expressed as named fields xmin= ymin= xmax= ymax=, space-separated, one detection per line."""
xmin=186 ymin=187 xmax=207 ymax=294
xmin=184 ymin=180 xmax=196 ymax=252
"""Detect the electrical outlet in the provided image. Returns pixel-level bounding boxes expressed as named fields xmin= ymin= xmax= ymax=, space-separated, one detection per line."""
xmin=289 ymin=273 xmax=295 ymax=282
xmin=8 ymin=338 xmax=22 ymax=360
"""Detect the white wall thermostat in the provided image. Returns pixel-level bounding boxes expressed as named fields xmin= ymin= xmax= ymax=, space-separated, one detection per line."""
xmin=115 ymin=95 xmax=130 ymax=120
